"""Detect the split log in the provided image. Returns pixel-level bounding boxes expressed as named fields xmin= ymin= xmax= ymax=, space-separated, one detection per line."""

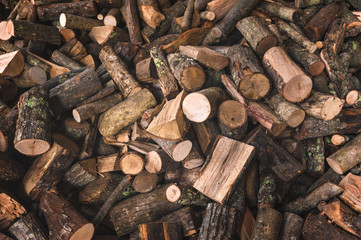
xmin=198 ymin=203 xmax=239 ymax=240
xmin=237 ymin=207 xmax=255 ymax=240
xmin=138 ymin=0 xmax=165 ymax=29
xmin=263 ymin=46 xmax=313 ymax=103
xmin=135 ymin=57 xmax=158 ymax=83
xmin=222 ymin=74 xmax=287 ymax=136
xmin=150 ymin=46 xmax=179 ymax=99
xmin=279 ymin=212 xmax=303 ymax=240
xmin=167 ymin=53 xmax=205 ymax=92
xmin=147 ymin=91 xmax=188 ymax=140
xmin=191 ymin=118 xmax=220 ymax=155
xmin=39 ymin=190 xmax=94 ymax=240
xmin=193 ymin=136 xmax=255 ymax=203
xmin=59 ymin=13 xmax=103 ymax=30
xmin=51 ymin=50 xmax=84 ymax=70
xmin=324 ymin=19 xmax=347 ymax=55
xmin=205 ymin=0 xmax=238 ymax=23
xmin=139 ymin=222 xmax=182 ymax=240
xmin=339 ymin=173 xmax=361 ymax=213
xmin=346 ymin=90 xmax=361 ymax=108
xmin=302 ymin=213 xmax=359 ymax=240
xmin=236 ymin=16 xmax=277 ymax=56
xmin=217 ymin=100 xmax=248 ymax=140
xmin=8 ymin=213 xmax=47 ymax=240
xmin=104 ymin=8 xmax=121 ymax=27
xmin=14 ymin=86 xmax=50 ymax=156
xmin=265 ymin=92 xmax=305 ymax=128
xmin=303 ymin=3 xmax=340 ymax=42
xmin=246 ymin=127 xmax=305 ymax=182
xmin=199 ymin=11 xmax=215 ymax=21
xmin=251 ymin=207 xmax=283 ymax=240
xmin=0 ymin=106 xmax=17 ymax=152
xmin=318 ymin=199 xmax=361 ymax=237
xmin=326 ymin=133 xmax=361 ymax=174
xmin=0 ymin=50 xmax=24 ymax=77
xmin=37 ymin=0 xmax=98 ymax=21
xmin=179 ymin=45 xmax=228 ymax=71
xmin=227 ymin=44 xmax=270 ymax=100
xmin=79 ymin=115 xmax=98 ymax=160
xmin=257 ymin=1 xmax=300 ymax=22
xmin=285 ymin=40 xmax=324 ymax=77
xmin=0 ymin=193 xmax=26 ymax=231
xmin=182 ymin=87 xmax=227 ymax=123
xmin=284 ymin=182 xmax=343 ymax=214
xmin=299 ymin=91 xmax=344 ymax=121
xmin=89 ymin=26 xmax=130 ymax=46
xmin=49 ymin=67 xmax=102 ymax=115
xmin=6 ymin=20 xmax=61 ymax=45
xmin=12 ymin=65 xmax=47 ymax=88
xmin=121 ymin=0 xmax=143 ymax=45
xmin=145 ymin=150 xmax=180 ymax=173
xmin=110 ymin=184 xmax=182 ymax=236
xmin=99 ymin=45 xmax=141 ymax=98
xmin=302 ymin=137 xmax=325 ymax=177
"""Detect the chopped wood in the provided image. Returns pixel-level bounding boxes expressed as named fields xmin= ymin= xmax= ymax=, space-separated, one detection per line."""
xmin=339 ymin=173 xmax=361 ymax=213
xmin=104 ymin=8 xmax=122 ymax=27
xmin=0 ymin=193 xmax=26 ymax=231
xmin=12 ymin=65 xmax=47 ymax=88
xmin=138 ymin=0 xmax=165 ymax=29
xmin=280 ymin=212 xmax=304 ymax=240
xmin=251 ymin=207 xmax=283 ymax=240
xmin=257 ymin=1 xmax=300 ymax=22
xmin=59 ymin=13 xmax=103 ymax=30
xmin=121 ymin=0 xmax=143 ymax=45
xmin=135 ymin=57 xmax=158 ymax=83
xmin=133 ymin=171 xmax=158 ymax=193
xmin=8 ymin=213 xmax=47 ymax=240
xmin=0 ymin=50 xmax=24 ymax=77
xmin=139 ymin=222 xmax=182 ymax=240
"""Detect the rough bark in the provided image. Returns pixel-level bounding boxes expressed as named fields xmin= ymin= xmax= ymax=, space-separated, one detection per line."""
xmin=121 ymin=0 xmax=143 ymax=45
xmin=8 ymin=213 xmax=47 ymax=240
xmin=59 ymin=13 xmax=103 ymax=30
xmin=251 ymin=208 xmax=283 ymax=240
xmin=302 ymin=137 xmax=325 ymax=178
xmin=51 ymin=50 xmax=84 ymax=70
xmin=257 ymin=1 xmax=300 ymax=22
xmin=279 ymin=212 xmax=303 ymax=240
xmin=0 ymin=193 xmax=26 ymax=231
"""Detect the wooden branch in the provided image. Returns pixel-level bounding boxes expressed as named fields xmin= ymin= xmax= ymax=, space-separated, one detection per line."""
xmin=13 ymin=65 xmax=47 ymax=88
xmin=51 ymin=50 xmax=84 ymax=70
xmin=205 ymin=0 xmax=238 ymax=23
xmin=251 ymin=208 xmax=283 ymax=240
xmin=324 ymin=19 xmax=347 ymax=55
xmin=257 ymin=1 xmax=300 ymax=22
xmin=59 ymin=13 xmax=103 ymax=30
xmin=8 ymin=213 xmax=47 ymax=240
xmin=346 ymin=90 xmax=361 ymax=108
xmin=121 ymin=0 xmax=143 ymax=45
xmin=279 ymin=212 xmax=304 ymax=240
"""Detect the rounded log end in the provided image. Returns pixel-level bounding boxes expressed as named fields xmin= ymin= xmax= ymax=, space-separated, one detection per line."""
xmin=59 ymin=13 xmax=67 ymax=27
xmin=133 ymin=171 xmax=158 ymax=193
xmin=166 ymin=184 xmax=181 ymax=202
xmin=331 ymin=134 xmax=346 ymax=146
xmin=321 ymin=96 xmax=344 ymax=121
xmin=256 ymin=35 xmax=278 ymax=56
xmin=120 ymin=153 xmax=144 ymax=175
xmin=326 ymin=157 xmax=343 ymax=175
xmin=0 ymin=21 xmax=12 ymax=40
xmin=14 ymin=139 xmax=50 ymax=156
xmin=309 ymin=61 xmax=325 ymax=77
xmin=182 ymin=158 xmax=204 ymax=169
xmin=286 ymin=109 xmax=305 ymax=128
xmin=69 ymin=223 xmax=94 ymax=240
xmin=29 ymin=66 xmax=47 ymax=84
xmin=239 ymin=73 xmax=270 ymax=100
xmin=182 ymin=93 xmax=211 ymax=122
xmin=145 ymin=151 xmax=162 ymax=173
xmin=218 ymin=100 xmax=247 ymax=129
xmin=181 ymin=66 xmax=206 ymax=92
xmin=282 ymin=75 xmax=312 ymax=103
xmin=72 ymin=109 xmax=82 ymax=123
xmin=172 ymin=140 xmax=192 ymax=162
xmin=104 ymin=16 xmax=117 ymax=27
xmin=0 ymin=131 xmax=8 ymax=152
xmin=346 ymin=90 xmax=359 ymax=106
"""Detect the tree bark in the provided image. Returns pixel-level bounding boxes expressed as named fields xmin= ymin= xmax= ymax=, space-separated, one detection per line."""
xmin=8 ymin=213 xmax=47 ymax=240
xmin=251 ymin=207 xmax=283 ymax=240
xmin=257 ymin=1 xmax=300 ymax=22
xmin=59 ymin=13 xmax=103 ymax=30
xmin=0 ymin=193 xmax=26 ymax=231
xmin=191 ymin=118 xmax=220 ymax=155
xmin=324 ymin=18 xmax=347 ymax=55
xmin=279 ymin=212 xmax=303 ymax=240
xmin=121 ymin=0 xmax=143 ymax=45
xmin=0 ymin=106 xmax=17 ymax=152
xmin=302 ymin=137 xmax=325 ymax=178
xmin=51 ymin=50 xmax=84 ymax=70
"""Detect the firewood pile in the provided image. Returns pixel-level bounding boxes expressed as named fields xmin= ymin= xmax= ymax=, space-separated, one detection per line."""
xmin=1 ymin=0 xmax=361 ymax=239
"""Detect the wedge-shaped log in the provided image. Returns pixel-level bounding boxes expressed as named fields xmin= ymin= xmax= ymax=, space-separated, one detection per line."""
xmin=0 ymin=50 xmax=24 ymax=77
xmin=339 ymin=173 xmax=361 ymax=213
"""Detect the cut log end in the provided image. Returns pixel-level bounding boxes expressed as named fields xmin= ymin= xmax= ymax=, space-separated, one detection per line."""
xmin=120 ymin=152 xmax=144 ymax=175
xmin=287 ymin=109 xmax=306 ymax=128
xmin=239 ymin=73 xmax=270 ymax=100
xmin=166 ymin=184 xmax=181 ymax=202
xmin=181 ymin=66 xmax=206 ymax=91
xmin=309 ymin=61 xmax=325 ymax=76
xmin=69 ymin=223 xmax=94 ymax=240
xmin=331 ymin=134 xmax=347 ymax=146
xmin=183 ymin=158 xmax=204 ymax=169
xmin=28 ymin=66 xmax=47 ymax=84
xmin=326 ymin=158 xmax=343 ymax=174
xmin=14 ymin=139 xmax=50 ymax=156
xmin=321 ymin=97 xmax=344 ymax=121
xmin=218 ymin=100 xmax=247 ymax=129
xmin=172 ymin=140 xmax=192 ymax=162
xmin=282 ymin=75 xmax=313 ymax=103
xmin=6 ymin=20 xmax=15 ymax=36
xmin=59 ymin=13 xmax=67 ymax=27
xmin=256 ymin=35 xmax=278 ymax=56
xmin=182 ymin=93 xmax=211 ymax=122
xmin=0 ymin=21 xmax=12 ymax=40
xmin=346 ymin=90 xmax=359 ymax=106
xmin=72 ymin=109 xmax=82 ymax=123
xmin=145 ymin=151 xmax=162 ymax=173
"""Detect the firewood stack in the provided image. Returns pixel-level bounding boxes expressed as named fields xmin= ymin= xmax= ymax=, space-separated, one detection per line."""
xmin=1 ymin=0 xmax=361 ymax=239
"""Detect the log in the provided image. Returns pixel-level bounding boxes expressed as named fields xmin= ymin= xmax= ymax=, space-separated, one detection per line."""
xmin=198 ymin=203 xmax=239 ymax=240
xmin=257 ymin=165 xmax=276 ymax=209
xmin=8 ymin=213 xmax=47 ymax=240
xmin=236 ymin=16 xmax=277 ymax=56
xmin=191 ymin=118 xmax=220 ymax=155
xmin=22 ymin=133 xmax=78 ymax=200
xmin=265 ymin=91 xmax=305 ymax=128
xmin=205 ymin=0 xmax=238 ymax=23
xmin=284 ymin=182 xmax=343 ymax=214
xmin=199 ymin=11 xmax=215 ymax=21
xmin=150 ymin=46 xmax=179 ymax=99
xmin=0 ymin=106 xmax=17 ymax=152
xmin=166 ymin=184 xmax=210 ymax=206
xmin=302 ymin=213 xmax=359 ymax=240
xmin=133 ymin=170 xmax=158 ymax=193
xmin=279 ymin=212 xmax=303 ymax=240
xmin=121 ymin=0 xmax=143 ymax=45
xmin=59 ymin=13 xmax=103 ymax=30
xmin=6 ymin=20 xmax=61 ymax=45
xmin=338 ymin=173 xmax=361 ymax=213
xmin=138 ymin=0 xmax=165 ymax=29
xmin=296 ymin=0 xmax=323 ymax=8
xmin=0 ymin=193 xmax=26 ymax=231
xmin=302 ymin=137 xmax=325 ymax=177
xmin=104 ymin=8 xmax=121 ymax=27
xmin=346 ymin=90 xmax=361 ymax=108
xmin=195 ymin=0 xmax=212 ymax=11
xmin=193 ymin=136 xmax=255 ymax=203
xmin=63 ymin=161 xmax=97 ymax=188
xmin=326 ymin=133 xmax=361 ymax=174
xmin=181 ymin=138 xmax=204 ymax=169
xmin=120 ymin=152 xmax=145 ymax=175
xmin=147 ymin=91 xmax=188 ymax=140
xmin=12 ymin=65 xmax=47 ymax=88
xmin=39 ymin=190 xmax=94 ymax=240
xmin=151 ymin=137 xmax=193 ymax=162
xmin=99 ymin=45 xmax=141 ymax=98
xmin=37 ymin=0 xmax=98 ymax=21
xmin=89 ymin=26 xmax=130 ymax=46
xmin=145 ymin=150 xmax=180 ymax=173
xmin=167 ymin=53 xmax=205 ymax=92
xmin=227 ymin=44 xmax=270 ymax=100
xmin=251 ymin=207 xmax=283 ymax=240
xmin=63 ymin=118 xmax=90 ymax=141
xmin=217 ymin=100 xmax=248 ymax=140
xmin=79 ymin=115 xmax=98 ymax=160
xmin=42 ymin=67 xmax=85 ymax=90
xmin=179 ymin=45 xmax=229 ymax=71
xmin=110 ymin=184 xmax=182 ymax=236
xmin=299 ymin=91 xmax=344 ymax=121
xmin=139 ymin=222 xmax=182 ymax=240
xmin=0 ymin=50 xmax=24 ymax=77
xmin=303 ymin=3 xmax=340 ymax=42
xmin=49 ymin=67 xmax=102 ymax=115
xmin=51 ymin=50 xmax=84 ymax=70
xmin=14 ymin=86 xmax=51 ymax=156
xmin=257 ymin=1 xmax=300 ymax=22
xmin=324 ymin=19 xmax=347 ymax=55
xmin=135 ymin=57 xmax=158 ymax=83
xmin=182 ymin=87 xmax=227 ymax=123
xmin=263 ymin=46 xmax=313 ymax=103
